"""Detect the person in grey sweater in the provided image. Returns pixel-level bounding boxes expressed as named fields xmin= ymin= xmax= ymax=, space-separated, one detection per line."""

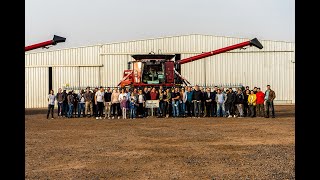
xmin=215 ymin=89 xmax=226 ymax=117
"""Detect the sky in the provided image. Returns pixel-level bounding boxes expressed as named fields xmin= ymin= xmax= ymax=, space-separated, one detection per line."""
xmin=25 ymin=0 xmax=294 ymax=51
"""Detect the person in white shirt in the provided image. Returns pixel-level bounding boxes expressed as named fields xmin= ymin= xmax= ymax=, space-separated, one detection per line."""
xmin=95 ymin=86 xmax=105 ymax=119
xmin=47 ymin=89 xmax=56 ymax=119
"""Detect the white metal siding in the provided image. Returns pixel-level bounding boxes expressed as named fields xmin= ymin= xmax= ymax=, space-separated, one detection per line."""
xmin=25 ymin=67 xmax=48 ymax=108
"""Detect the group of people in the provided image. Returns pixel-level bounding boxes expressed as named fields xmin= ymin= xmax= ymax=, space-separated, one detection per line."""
xmin=46 ymin=85 xmax=276 ymax=120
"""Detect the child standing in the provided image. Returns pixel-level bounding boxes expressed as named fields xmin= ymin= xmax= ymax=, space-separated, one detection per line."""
xmin=120 ymin=96 xmax=128 ymax=119
xmin=129 ymin=93 xmax=137 ymax=119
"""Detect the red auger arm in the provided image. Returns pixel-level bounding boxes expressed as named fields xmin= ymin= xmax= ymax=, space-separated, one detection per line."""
xmin=176 ymin=38 xmax=263 ymax=65
xmin=25 ymin=35 xmax=66 ymax=52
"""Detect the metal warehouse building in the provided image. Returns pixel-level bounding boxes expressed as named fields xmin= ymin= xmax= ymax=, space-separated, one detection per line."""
xmin=25 ymin=34 xmax=295 ymax=108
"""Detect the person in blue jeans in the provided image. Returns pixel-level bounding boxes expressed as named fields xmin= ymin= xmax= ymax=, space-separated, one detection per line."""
xmin=129 ymin=93 xmax=137 ymax=119
xmin=171 ymin=88 xmax=180 ymax=117
xmin=215 ymin=89 xmax=226 ymax=117
xmin=77 ymin=89 xmax=85 ymax=117
xmin=180 ymin=88 xmax=187 ymax=117
xmin=67 ymin=91 xmax=74 ymax=118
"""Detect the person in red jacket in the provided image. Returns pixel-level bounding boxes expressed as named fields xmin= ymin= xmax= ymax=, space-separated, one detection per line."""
xmin=255 ymin=87 xmax=265 ymax=117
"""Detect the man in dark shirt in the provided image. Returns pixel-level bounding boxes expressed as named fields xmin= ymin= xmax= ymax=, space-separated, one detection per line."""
xmin=171 ymin=87 xmax=180 ymax=117
xmin=62 ymin=89 xmax=68 ymax=117
xmin=204 ymin=88 xmax=214 ymax=117
xmin=143 ymin=87 xmax=151 ymax=117
xmin=92 ymin=87 xmax=98 ymax=118
xmin=56 ymin=88 xmax=64 ymax=118
xmin=212 ymin=86 xmax=218 ymax=117
xmin=104 ymin=87 xmax=112 ymax=119
xmin=192 ymin=85 xmax=203 ymax=118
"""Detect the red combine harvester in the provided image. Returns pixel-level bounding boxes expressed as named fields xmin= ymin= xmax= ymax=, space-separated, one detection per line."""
xmin=118 ymin=38 xmax=263 ymax=88
xmin=25 ymin=35 xmax=66 ymax=52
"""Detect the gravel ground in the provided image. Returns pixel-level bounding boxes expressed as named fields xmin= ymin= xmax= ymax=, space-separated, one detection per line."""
xmin=25 ymin=105 xmax=295 ymax=179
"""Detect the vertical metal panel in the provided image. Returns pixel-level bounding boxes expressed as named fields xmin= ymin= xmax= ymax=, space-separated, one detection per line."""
xmin=100 ymin=55 xmax=131 ymax=87
xmin=79 ymin=67 xmax=100 ymax=88
xmin=25 ymin=67 xmax=48 ymax=108
xmin=52 ymin=67 xmax=79 ymax=92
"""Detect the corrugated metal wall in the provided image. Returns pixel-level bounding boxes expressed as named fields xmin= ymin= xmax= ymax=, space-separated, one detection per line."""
xmin=25 ymin=34 xmax=295 ymax=108
xmin=25 ymin=67 xmax=48 ymax=108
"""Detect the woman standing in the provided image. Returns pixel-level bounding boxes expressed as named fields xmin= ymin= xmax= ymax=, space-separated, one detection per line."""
xmin=111 ymin=89 xmax=121 ymax=119
xmin=47 ymin=89 xmax=56 ymax=119
xmin=248 ymin=90 xmax=257 ymax=118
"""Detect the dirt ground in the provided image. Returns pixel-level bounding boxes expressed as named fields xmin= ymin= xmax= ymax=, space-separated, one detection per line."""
xmin=25 ymin=105 xmax=295 ymax=179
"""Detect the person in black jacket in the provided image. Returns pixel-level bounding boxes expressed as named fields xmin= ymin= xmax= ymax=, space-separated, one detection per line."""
xmin=243 ymin=89 xmax=250 ymax=117
xmin=192 ymin=85 xmax=203 ymax=118
xmin=204 ymin=88 xmax=214 ymax=117
xmin=104 ymin=87 xmax=112 ymax=119
xmin=234 ymin=88 xmax=245 ymax=118
xmin=211 ymin=86 xmax=218 ymax=117
xmin=62 ymin=89 xmax=68 ymax=117
xmin=199 ymin=87 xmax=206 ymax=117
xmin=225 ymin=88 xmax=236 ymax=118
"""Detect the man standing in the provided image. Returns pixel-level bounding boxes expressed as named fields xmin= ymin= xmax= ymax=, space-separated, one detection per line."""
xmin=215 ymin=89 xmax=226 ymax=117
xmin=84 ymin=87 xmax=93 ymax=117
xmin=204 ymin=88 xmax=214 ymax=117
xmin=235 ymin=88 xmax=245 ymax=118
xmin=264 ymin=85 xmax=276 ymax=118
xmin=104 ymin=87 xmax=112 ymax=119
xmin=92 ymin=87 xmax=98 ymax=118
xmin=255 ymin=88 xmax=265 ymax=117
xmin=62 ymin=89 xmax=68 ymax=117
xmin=77 ymin=89 xmax=85 ymax=118
xmin=171 ymin=87 xmax=181 ymax=117
xmin=185 ymin=87 xmax=194 ymax=118
xmin=56 ymin=88 xmax=64 ymax=118
xmin=192 ymin=85 xmax=203 ymax=118
xmin=67 ymin=90 xmax=74 ymax=118
xmin=212 ymin=86 xmax=218 ymax=117
xmin=95 ymin=86 xmax=105 ymax=119
xmin=47 ymin=89 xmax=56 ymax=119
xmin=225 ymin=89 xmax=235 ymax=118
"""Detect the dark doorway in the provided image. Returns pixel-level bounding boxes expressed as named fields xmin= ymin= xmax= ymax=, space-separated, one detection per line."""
xmin=48 ymin=67 xmax=52 ymax=93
